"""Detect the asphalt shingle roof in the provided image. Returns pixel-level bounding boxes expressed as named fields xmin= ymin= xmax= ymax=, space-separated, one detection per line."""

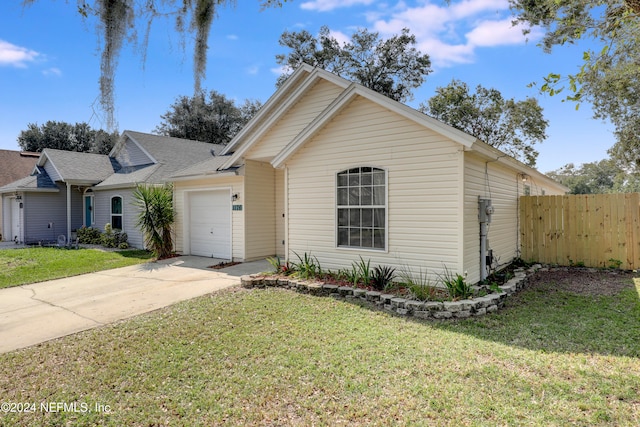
xmin=0 ymin=150 xmax=39 ymax=187
xmin=41 ymin=149 xmax=114 ymax=183
xmin=170 ymin=157 xmax=233 ymax=179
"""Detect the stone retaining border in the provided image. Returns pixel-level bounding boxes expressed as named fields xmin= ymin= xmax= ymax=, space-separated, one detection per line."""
xmin=240 ymin=264 xmax=542 ymax=319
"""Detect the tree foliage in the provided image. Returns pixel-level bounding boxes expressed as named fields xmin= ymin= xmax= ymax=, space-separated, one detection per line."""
xmin=547 ymin=159 xmax=640 ymax=194
xmin=509 ymin=0 xmax=640 ymax=171
xmin=420 ymin=80 xmax=548 ymax=166
xmin=23 ymin=0 xmax=286 ymax=131
xmin=17 ymin=121 xmax=118 ymax=154
xmin=276 ymin=26 xmax=432 ymax=103
xmin=132 ymin=184 xmax=175 ymax=259
xmin=155 ymin=90 xmax=261 ymax=145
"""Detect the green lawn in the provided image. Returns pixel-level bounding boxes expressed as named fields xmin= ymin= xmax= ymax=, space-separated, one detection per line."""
xmin=0 ymin=247 xmax=155 ymax=289
xmin=0 ymin=273 xmax=638 ymax=425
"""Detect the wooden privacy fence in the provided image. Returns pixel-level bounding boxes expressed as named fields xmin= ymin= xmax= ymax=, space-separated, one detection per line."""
xmin=520 ymin=193 xmax=640 ymax=270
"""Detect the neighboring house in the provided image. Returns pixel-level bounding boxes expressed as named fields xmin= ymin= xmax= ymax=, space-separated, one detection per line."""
xmin=0 ymin=150 xmax=40 ymax=242
xmin=171 ymin=65 xmax=568 ymax=283
xmin=0 ymin=131 xmax=222 ymax=248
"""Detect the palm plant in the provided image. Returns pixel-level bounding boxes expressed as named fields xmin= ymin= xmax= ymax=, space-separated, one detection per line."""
xmin=132 ymin=184 xmax=175 ymax=259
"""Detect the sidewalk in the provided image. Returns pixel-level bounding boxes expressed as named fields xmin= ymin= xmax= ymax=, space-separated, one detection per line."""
xmin=0 ymin=256 xmax=269 ymax=353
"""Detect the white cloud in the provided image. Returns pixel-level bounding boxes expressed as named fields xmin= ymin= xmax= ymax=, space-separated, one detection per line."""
xmin=0 ymin=39 xmax=39 ymax=67
xmin=301 ymin=0 xmax=374 ymax=12
xmin=42 ymin=67 xmax=62 ymax=77
xmin=328 ymin=30 xmax=350 ymax=46
xmin=227 ymin=34 xmax=238 ymax=41
xmin=246 ymin=65 xmax=259 ymax=75
xmin=369 ymin=0 xmax=541 ymax=69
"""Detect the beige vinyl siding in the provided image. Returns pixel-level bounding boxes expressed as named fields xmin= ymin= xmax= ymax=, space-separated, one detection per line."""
xmin=462 ymin=153 xmax=554 ymax=283
xmin=245 ymin=80 xmax=344 ymax=162
xmin=275 ymin=168 xmax=285 ymax=257
xmin=244 ymin=160 xmax=276 ymax=260
xmin=93 ymin=188 xmax=144 ymax=248
xmin=173 ymin=176 xmax=244 ymax=260
xmin=285 ymin=95 xmax=463 ymax=279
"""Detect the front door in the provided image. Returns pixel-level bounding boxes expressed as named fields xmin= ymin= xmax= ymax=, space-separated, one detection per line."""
xmin=10 ymin=197 xmax=21 ymax=242
xmin=84 ymin=195 xmax=94 ymax=227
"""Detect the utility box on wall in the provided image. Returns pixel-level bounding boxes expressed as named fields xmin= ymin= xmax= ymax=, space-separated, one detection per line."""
xmin=479 ymin=198 xmax=494 ymax=223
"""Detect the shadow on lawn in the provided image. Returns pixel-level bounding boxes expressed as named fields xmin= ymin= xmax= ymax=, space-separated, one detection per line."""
xmin=429 ymin=268 xmax=640 ymax=358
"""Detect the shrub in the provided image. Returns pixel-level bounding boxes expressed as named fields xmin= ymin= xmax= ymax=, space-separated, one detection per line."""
xmin=291 ymin=252 xmax=322 ymax=280
xmin=352 ymin=256 xmax=372 ymax=286
xmin=77 ymin=226 xmax=102 ymax=244
xmin=371 ymin=265 xmax=396 ymax=291
xmin=133 ymin=184 xmax=175 ymax=259
xmin=400 ymin=266 xmax=440 ymax=301
xmin=267 ymin=256 xmax=294 ymax=276
xmin=438 ymin=265 xmax=472 ymax=300
xmin=101 ymin=224 xmax=128 ymax=248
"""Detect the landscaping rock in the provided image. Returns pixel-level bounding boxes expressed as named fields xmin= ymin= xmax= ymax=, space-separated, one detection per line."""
xmin=432 ymin=311 xmax=453 ymax=319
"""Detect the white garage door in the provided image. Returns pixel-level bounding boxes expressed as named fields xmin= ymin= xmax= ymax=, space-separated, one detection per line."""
xmin=189 ymin=190 xmax=231 ymax=259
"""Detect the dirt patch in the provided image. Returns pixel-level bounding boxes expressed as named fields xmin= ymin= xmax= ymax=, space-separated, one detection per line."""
xmin=209 ymin=261 xmax=241 ymax=270
xmin=528 ymin=267 xmax=637 ymax=296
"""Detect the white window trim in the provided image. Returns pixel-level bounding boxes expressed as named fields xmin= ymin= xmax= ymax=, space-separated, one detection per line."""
xmin=110 ymin=195 xmax=124 ymax=230
xmin=335 ymin=166 xmax=388 ymax=252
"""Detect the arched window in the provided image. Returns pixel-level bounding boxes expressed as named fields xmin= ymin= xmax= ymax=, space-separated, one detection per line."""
xmin=336 ymin=167 xmax=386 ymax=250
xmin=111 ymin=196 xmax=123 ymax=230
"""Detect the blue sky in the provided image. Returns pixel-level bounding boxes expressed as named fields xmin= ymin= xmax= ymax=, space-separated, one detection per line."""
xmin=0 ymin=0 xmax=614 ymax=173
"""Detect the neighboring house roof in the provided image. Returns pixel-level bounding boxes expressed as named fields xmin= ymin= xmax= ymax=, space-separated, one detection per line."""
xmin=97 ymin=131 xmax=225 ymax=189
xmin=217 ymin=64 xmax=565 ymax=192
xmin=0 ymin=167 xmax=59 ymax=193
xmin=38 ymin=149 xmax=114 ymax=184
xmin=0 ymin=149 xmax=39 ymax=187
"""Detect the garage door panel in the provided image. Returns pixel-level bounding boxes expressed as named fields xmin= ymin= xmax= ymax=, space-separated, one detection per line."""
xmin=188 ymin=191 xmax=231 ymax=258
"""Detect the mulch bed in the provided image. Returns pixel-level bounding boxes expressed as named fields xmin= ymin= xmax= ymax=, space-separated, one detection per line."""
xmin=527 ymin=267 xmax=637 ymax=296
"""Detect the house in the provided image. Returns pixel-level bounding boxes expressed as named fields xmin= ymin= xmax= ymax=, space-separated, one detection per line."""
xmin=171 ymin=65 xmax=567 ymax=283
xmin=0 ymin=149 xmax=40 ymax=242
xmin=0 ymin=131 xmax=223 ymax=247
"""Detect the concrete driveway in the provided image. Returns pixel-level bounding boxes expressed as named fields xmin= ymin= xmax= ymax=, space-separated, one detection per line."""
xmin=0 ymin=256 xmax=270 ymax=354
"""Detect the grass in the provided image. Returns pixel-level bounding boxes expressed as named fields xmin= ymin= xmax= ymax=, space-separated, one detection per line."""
xmin=0 ymin=275 xmax=638 ymax=425
xmin=0 ymin=247 xmax=155 ymax=289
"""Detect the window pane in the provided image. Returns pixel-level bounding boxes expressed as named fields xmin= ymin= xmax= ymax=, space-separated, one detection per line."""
xmin=349 ymin=228 xmax=361 ymax=247
xmin=361 ymin=186 xmax=372 ymax=205
xmin=374 ymin=208 xmax=385 ymax=227
xmin=361 ymin=209 xmax=373 ymax=227
xmin=349 ymin=209 xmax=360 ymax=227
xmin=348 ymin=167 xmax=360 ymax=174
xmin=337 ymin=174 xmax=348 ymax=186
xmin=337 ymin=188 xmax=348 ymax=205
xmin=338 ymin=209 xmax=348 ymax=226
xmin=338 ymin=227 xmax=348 ymax=246
xmin=348 ymin=174 xmax=360 ymax=186
xmin=361 ymin=228 xmax=373 ymax=247
xmin=112 ymin=216 xmax=123 ymax=230
xmin=373 ymin=229 xmax=385 ymax=249
xmin=373 ymin=170 xmax=385 ymax=185
xmin=361 ymin=172 xmax=372 ymax=185
xmin=361 ymin=167 xmax=372 ymax=173
xmin=349 ymin=188 xmax=360 ymax=205
xmin=373 ymin=186 xmax=385 ymax=205
xmin=111 ymin=197 xmax=122 ymax=214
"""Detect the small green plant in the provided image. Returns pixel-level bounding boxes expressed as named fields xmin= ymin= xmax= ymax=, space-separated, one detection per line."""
xmin=608 ymin=258 xmax=623 ymax=269
xmin=77 ymin=226 xmax=102 ymax=244
xmin=400 ymin=266 xmax=440 ymax=301
xmin=371 ymin=265 xmax=396 ymax=291
xmin=438 ymin=265 xmax=472 ymax=300
xmin=353 ymin=256 xmax=372 ymax=286
xmin=101 ymin=224 xmax=128 ymax=249
xmin=291 ymin=252 xmax=322 ymax=280
xmin=267 ymin=256 xmax=294 ymax=276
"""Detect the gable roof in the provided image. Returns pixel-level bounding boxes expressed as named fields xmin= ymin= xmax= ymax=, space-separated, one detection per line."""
xmin=97 ymin=131 xmax=226 ymax=188
xmin=0 ymin=167 xmax=59 ymax=194
xmin=0 ymin=150 xmax=39 ymax=187
xmin=38 ymin=149 xmax=114 ymax=184
xmin=215 ymin=65 xmax=564 ymax=192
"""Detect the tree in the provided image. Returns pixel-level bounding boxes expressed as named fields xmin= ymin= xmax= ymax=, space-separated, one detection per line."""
xmin=133 ymin=184 xmax=175 ymax=259
xmin=509 ymin=0 xmax=640 ymax=172
xmin=17 ymin=121 xmax=118 ymax=153
xmin=420 ymin=80 xmax=547 ymax=166
xmin=546 ymin=159 xmax=640 ymax=194
xmin=276 ymin=26 xmax=432 ymax=103
xmin=23 ymin=0 xmax=286 ymax=131
xmin=155 ymin=90 xmax=261 ymax=145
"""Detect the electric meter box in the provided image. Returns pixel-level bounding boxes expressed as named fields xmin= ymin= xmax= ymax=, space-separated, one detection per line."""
xmin=479 ymin=198 xmax=493 ymax=223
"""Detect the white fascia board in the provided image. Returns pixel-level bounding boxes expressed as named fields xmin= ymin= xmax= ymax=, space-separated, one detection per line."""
xmin=220 ymin=64 xmax=317 ymax=156
xmin=271 ymin=84 xmax=358 ymax=169
xmin=219 ymin=66 xmax=352 ymax=170
xmin=171 ymin=171 xmax=238 ymax=182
